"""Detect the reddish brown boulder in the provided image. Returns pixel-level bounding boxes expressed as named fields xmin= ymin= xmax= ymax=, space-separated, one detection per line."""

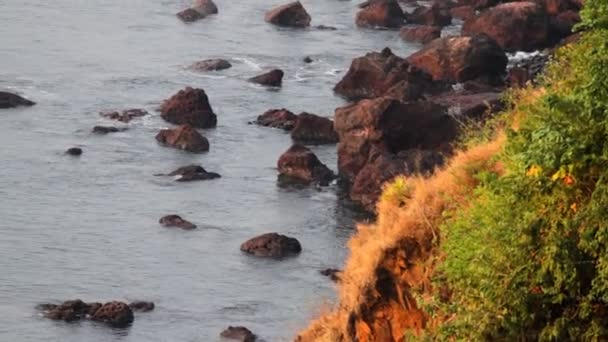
xmin=160 ymin=87 xmax=217 ymax=128
xmin=405 ymin=3 xmax=452 ymax=27
xmin=177 ymin=8 xmax=205 ymax=22
xmin=450 ymin=5 xmax=477 ymax=20
xmin=334 ymin=48 xmax=436 ymax=101
xmin=277 ymin=144 xmax=335 ymax=186
xmin=264 ymin=1 xmax=311 ymax=28
xmin=248 ymin=69 xmax=284 ymax=87
xmin=462 ymin=2 xmax=550 ymax=52
xmin=399 ymin=25 xmax=441 ymax=44
xmin=406 ymin=35 xmax=507 ymax=83
xmin=100 ymin=109 xmax=147 ymax=123
xmin=240 ymin=233 xmax=302 ymax=257
xmin=192 ymin=0 xmax=218 ymax=15
xmin=220 ymin=326 xmax=257 ymax=342
xmin=155 ymin=125 xmax=210 ymax=153
xmin=163 ymin=164 xmax=220 ymax=182
xmin=90 ymin=301 xmax=134 ymax=328
xmin=159 ymin=215 xmax=197 ymax=230
xmin=0 ymin=91 xmax=35 ymax=108
xmin=355 ymin=0 xmax=405 ymax=28
xmin=334 ymin=97 xmax=454 ymax=182
xmin=291 ymin=113 xmax=339 ymax=144
xmin=253 ymin=108 xmax=297 ymax=130
xmin=190 ymin=58 xmax=232 ymax=72
xmin=129 ymin=301 xmax=155 ymax=312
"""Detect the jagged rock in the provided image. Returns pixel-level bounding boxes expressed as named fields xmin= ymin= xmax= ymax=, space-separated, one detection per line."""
xmin=159 ymin=87 xmax=217 ymax=128
xmin=220 ymin=326 xmax=257 ymax=342
xmin=462 ymin=2 xmax=550 ymax=52
xmin=90 ymin=301 xmax=134 ymax=328
xmin=100 ymin=109 xmax=147 ymax=123
xmin=399 ymin=25 xmax=441 ymax=44
xmin=190 ymin=58 xmax=232 ymax=72
xmin=92 ymin=126 xmax=127 ymax=134
xmin=291 ymin=113 xmax=339 ymax=144
xmin=129 ymin=301 xmax=155 ymax=312
xmin=163 ymin=164 xmax=221 ymax=182
xmin=406 ymin=35 xmax=507 ymax=83
xmin=155 ymin=125 xmax=210 ymax=153
xmin=355 ymin=0 xmax=405 ymax=28
xmin=159 ymin=215 xmax=197 ymax=230
xmin=277 ymin=144 xmax=336 ymax=186
xmin=334 ymin=47 xmax=437 ymax=101
xmin=253 ymin=108 xmax=297 ymax=130
xmin=248 ymin=69 xmax=284 ymax=87
xmin=0 ymin=91 xmax=35 ymax=108
xmin=65 ymin=147 xmax=83 ymax=156
xmin=264 ymin=1 xmax=311 ymax=28
xmin=405 ymin=3 xmax=452 ymax=27
xmin=240 ymin=233 xmax=302 ymax=257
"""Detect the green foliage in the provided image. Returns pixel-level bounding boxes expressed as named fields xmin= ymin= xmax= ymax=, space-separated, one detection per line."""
xmin=432 ymin=25 xmax=608 ymax=341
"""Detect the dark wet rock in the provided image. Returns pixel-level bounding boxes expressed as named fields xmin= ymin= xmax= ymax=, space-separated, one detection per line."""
xmin=248 ymin=69 xmax=284 ymax=87
xmin=159 ymin=215 xmax=197 ymax=230
xmin=65 ymin=147 xmax=83 ymax=156
xmin=129 ymin=301 xmax=155 ymax=312
xmin=334 ymin=47 xmax=437 ymax=101
xmin=160 ymin=87 xmax=217 ymax=128
xmin=277 ymin=144 xmax=336 ymax=186
xmin=163 ymin=164 xmax=221 ymax=182
xmin=543 ymin=0 xmax=582 ymax=15
xmin=264 ymin=1 xmax=311 ymax=28
xmin=155 ymin=125 xmax=210 ymax=153
xmin=430 ymin=90 xmax=504 ymax=120
xmin=405 ymin=3 xmax=452 ymax=27
xmin=253 ymin=108 xmax=297 ymax=130
xmin=507 ymin=53 xmax=549 ymax=87
xmin=399 ymin=25 xmax=441 ymax=44
xmin=320 ymin=268 xmax=341 ymax=282
xmin=0 ymin=91 xmax=35 ymax=108
xmin=450 ymin=5 xmax=477 ymax=20
xmin=462 ymin=2 xmax=550 ymax=52
xmin=315 ymin=25 xmax=338 ymax=30
xmin=40 ymin=300 xmax=90 ymax=322
xmin=220 ymin=326 xmax=257 ymax=342
xmin=355 ymin=0 xmax=405 ymax=28
xmin=334 ymin=97 xmax=455 ymax=183
xmin=90 ymin=301 xmax=134 ymax=328
xmin=177 ymin=8 xmax=205 ymax=22
xmin=291 ymin=113 xmax=339 ymax=145
xmin=190 ymin=58 xmax=232 ymax=72
xmin=549 ymin=10 xmax=581 ymax=42
xmin=240 ymin=232 xmax=302 ymax=257
xmin=303 ymin=56 xmax=313 ymax=63
xmin=192 ymin=0 xmax=218 ymax=15
xmin=406 ymin=34 xmax=507 ymax=83
xmin=100 ymin=108 xmax=147 ymax=123
xmin=92 ymin=126 xmax=127 ymax=134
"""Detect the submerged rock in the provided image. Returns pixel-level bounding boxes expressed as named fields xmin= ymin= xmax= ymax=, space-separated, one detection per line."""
xmin=248 ymin=69 xmax=284 ymax=87
xmin=277 ymin=144 xmax=336 ymax=186
xmin=0 ymin=91 xmax=35 ymax=108
xmin=160 ymin=87 xmax=217 ymax=128
xmin=264 ymin=1 xmax=311 ymax=28
xmin=240 ymin=233 xmax=302 ymax=257
xmin=190 ymin=58 xmax=232 ymax=72
xmin=356 ymin=0 xmax=405 ymax=28
xmin=38 ymin=300 xmax=133 ymax=327
xmin=129 ymin=301 xmax=155 ymax=312
xmin=90 ymin=301 xmax=134 ymax=328
xmin=100 ymin=108 xmax=147 ymax=123
xmin=163 ymin=164 xmax=221 ymax=182
xmin=253 ymin=108 xmax=297 ymax=130
xmin=220 ymin=326 xmax=257 ymax=342
xmin=159 ymin=215 xmax=197 ymax=230
xmin=39 ymin=300 xmax=93 ymax=322
xmin=65 ymin=147 xmax=83 ymax=156
xmin=155 ymin=125 xmax=210 ymax=153
xmin=92 ymin=126 xmax=127 ymax=134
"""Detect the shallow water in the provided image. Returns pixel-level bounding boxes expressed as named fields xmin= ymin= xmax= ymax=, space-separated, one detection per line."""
xmin=1 ymin=1 xmax=431 ymax=341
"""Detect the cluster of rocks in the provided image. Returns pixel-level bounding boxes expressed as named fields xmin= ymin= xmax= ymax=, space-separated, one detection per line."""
xmin=35 ymin=299 xmax=154 ymax=327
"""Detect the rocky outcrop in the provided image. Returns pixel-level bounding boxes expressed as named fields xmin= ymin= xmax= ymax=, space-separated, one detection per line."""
xmin=220 ymin=326 xmax=257 ymax=342
xmin=277 ymin=144 xmax=336 ymax=186
xmin=356 ymin=0 xmax=405 ymax=28
xmin=291 ymin=113 xmax=339 ymax=145
xmin=190 ymin=58 xmax=232 ymax=72
xmin=90 ymin=301 xmax=134 ymax=328
xmin=65 ymin=147 xmax=83 ymax=156
xmin=399 ymin=25 xmax=441 ymax=44
xmin=163 ymin=164 xmax=221 ymax=182
xmin=129 ymin=301 xmax=155 ymax=312
xmin=92 ymin=126 xmax=127 ymax=134
xmin=406 ymin=34 xmax=507 ymax=83
xmin=0 ymin=91 xmax=35 ymax=108
xmin=248 ymin=69 xmax=284 ymax=87
xmin=159 ymin=215 xmax=197 ymax=230
xmin=160 ymin=87 xmax=217 ymax=128
xmin=264 ymin=1 xmax=311 ymax=28
xmin=405 ymin=3 xmax=452 ymax=27
xmin=462 ymin=2 xmax=550 ymax=52
xmin=253 ymin=108 xmax=297 ymax=130
xmin=100 ymin=109 xmax=147 ymax=123
xmin=240 ymin=233 xmax=302 ymax=257
xmin=155 ymin=125 xmax=210 ymax=153
xmin=334 ymin=48 xmax=437 ymax=101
